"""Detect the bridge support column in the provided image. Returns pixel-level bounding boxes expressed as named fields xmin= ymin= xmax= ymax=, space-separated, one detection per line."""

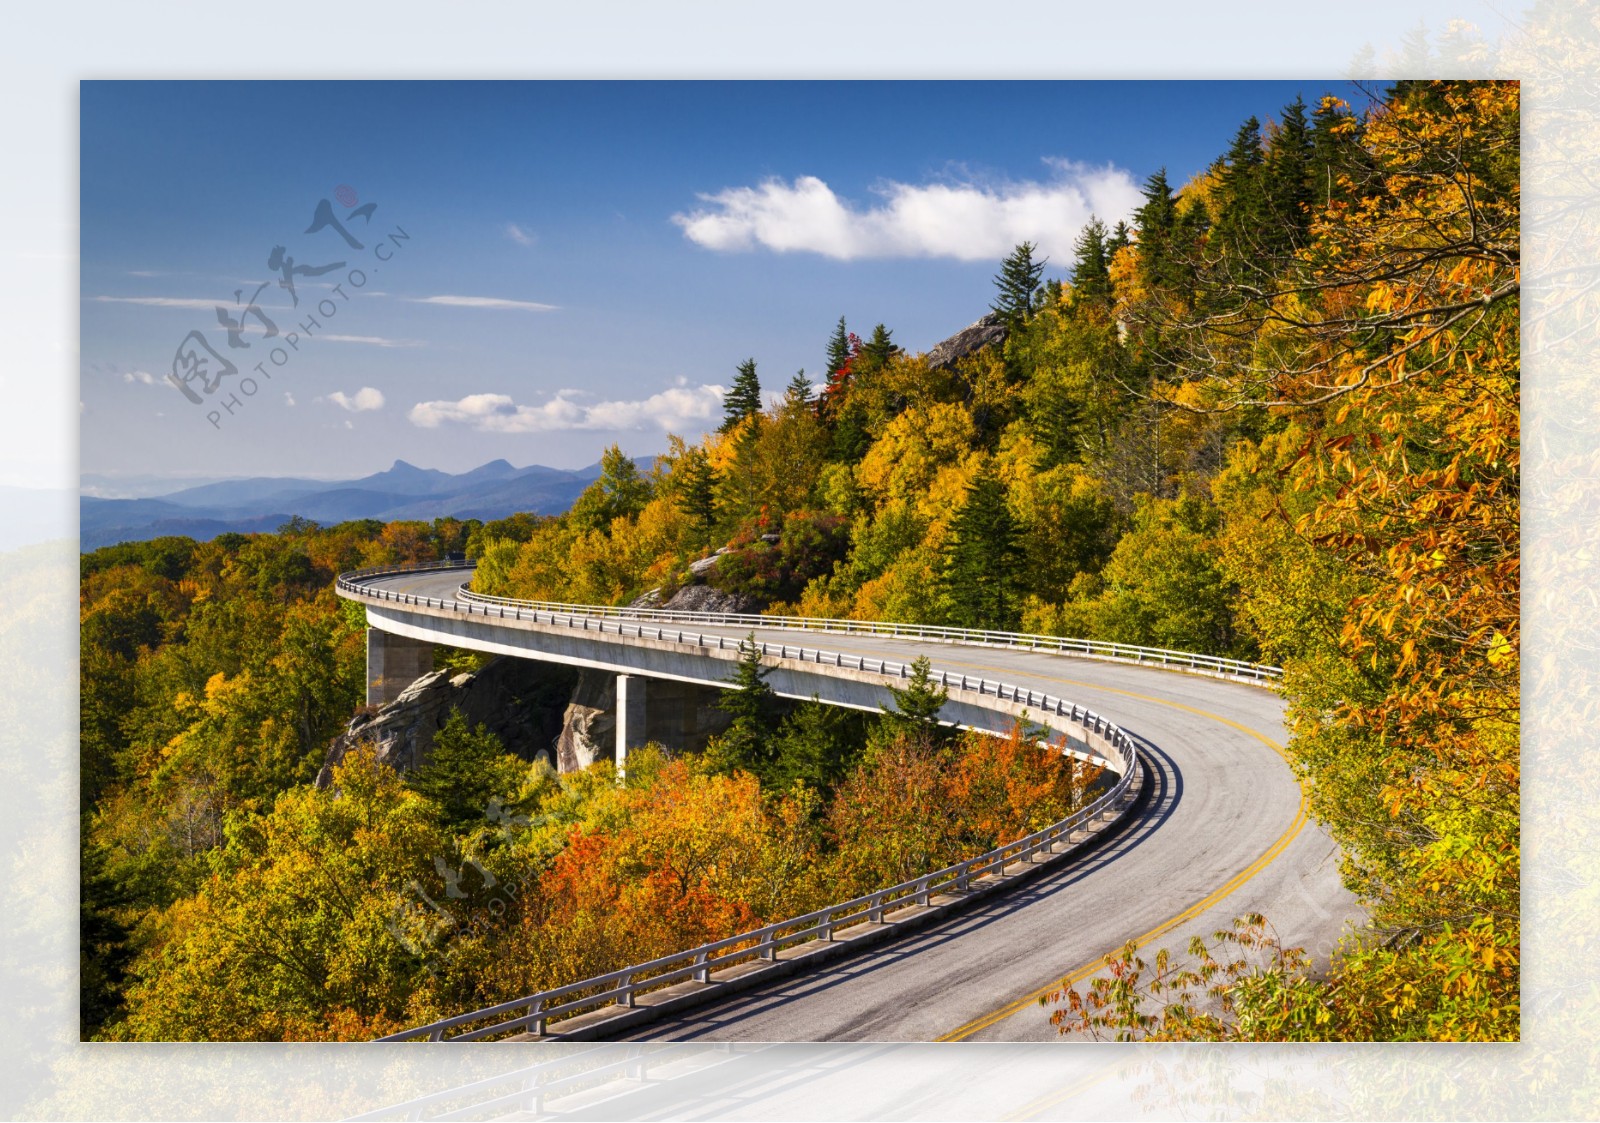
xmin=367 ymin=628 xmax=434 ymax=707
xmin=614 ymin=673 xmax=647 ymax=781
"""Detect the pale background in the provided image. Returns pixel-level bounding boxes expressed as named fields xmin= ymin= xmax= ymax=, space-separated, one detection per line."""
xmin=0 ymin=1 xmax=1588 ymax=1118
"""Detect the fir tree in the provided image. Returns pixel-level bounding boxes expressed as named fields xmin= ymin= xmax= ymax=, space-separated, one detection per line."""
xmin=992 ymin=241 xmax=1047 ymax=328
xmin=825 ymin=316 xmax=851 ymax=376
xmin=938 ymin=461 xmax=1025 ymax=631
xmin=1216 ymin=116 xmax=1266 ymax=251
xmin=1310 ymin=95 xmax=1362 ymax=207
xmin=706 ymin=635 xmax=781 ymax=781
xmin=882 ymin=655 xmax=950 ymax=746
xmin=1264 ymin=97 xmax=1315 ymax=250
xmin=1070 ymin=217 xmax=1113 ymax=308
xmin=860 ymin=323 xmax=897 ymax=370
xmin=406 ymin=709 xmax=520 ymax=830
xmin=1106 ymin=220 xmax=1133 ymax=259
xmin=674 ymin=446 xmax=718 ymax=552
xmin=1133 ymin=169 xmax=1182 ymax=291
xmin=720 ymin=358 xmax=763 ymax=433
xmin=785 ymin=369 xmax=814 ymax=405
xmin=769 ymin=697 xmax=866 ymax=793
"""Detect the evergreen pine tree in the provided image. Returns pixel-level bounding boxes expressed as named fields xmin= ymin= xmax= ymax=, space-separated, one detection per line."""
xmin=992 ymin=241 xmax=1047 ymax=327
xmin=769 ymin=697 xmax=865 ymax=792
xmin=938 ymin=461 xmax=1025 ymax=631
xmin=1134 ymin=169 xmax=1177 ymax=238
xmin=674 ymin=446 xmax=719 ymax=551
xmin=1070 ymin=217 xmax=1113 ymax=308
xmin=1106 ymin=220 xmax=1133 ymax=259
xmin=1310 ymin=95 xmax=1361 ymax=207
xmin=825 ymin=316 xmax=851 ymax=376
xmin=860 ymin=323 xmax=897 ymax=370
xmin=882 ymin=655 xmax=950 ymax=746
xmin=785 ymin=369 xmax=814 ymax=405
xmin=707 ymin=635 xmax=781 ymax=782
xmin=406 ymin=709 xmax=520 ymax=829
xmin=720 ymin=358 xmax=763 ymax=433
xmin=1133 ymin=170 xmax=1181 ymax=291
xmin=1264 ymin=97 xmax=1315 ymax=251
xmin=1219 ymin=118 xmax=1266 ymax=219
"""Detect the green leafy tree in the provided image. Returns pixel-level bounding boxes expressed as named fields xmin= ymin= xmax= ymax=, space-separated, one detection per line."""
xmin=570 ymin=444 xmax=652 ymax=532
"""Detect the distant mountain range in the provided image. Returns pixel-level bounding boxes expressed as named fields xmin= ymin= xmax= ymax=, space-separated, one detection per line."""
xmin=79 ymin=457 xmax=654 ymax=551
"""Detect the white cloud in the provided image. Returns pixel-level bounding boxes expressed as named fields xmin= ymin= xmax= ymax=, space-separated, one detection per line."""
xmin=505 ymin=223 xmax=536 ymax=247
xmin=284 ymin=392 xmax=296 ymax=407
xmin=320 ymin=334 xmax=424 ymax=348
xmin=121 ymin=370 xmax=170 ymax=388
xmin=325 ymin=387 xmax=386 ymax=412
xmin=672 ymin=160 xmax=1143 ymax=263
xmin=409 ymin=384 xmax=724 ymax=434
xmin=91 ymin=295 xmax=221 ymax=309
xmin=407 ymin=294 xmax=557 ymax=312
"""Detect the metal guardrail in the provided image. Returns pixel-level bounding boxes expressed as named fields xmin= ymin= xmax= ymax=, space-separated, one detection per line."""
xmin=341 ymin=560 xmax=1282 ymax=685
xmin=337 ymin=560 xmax=1149 ymax=1043
xmin=378 ymin=743 xmax=1135 ymax=1043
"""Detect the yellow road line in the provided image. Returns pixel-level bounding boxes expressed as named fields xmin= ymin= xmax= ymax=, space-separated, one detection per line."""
xmin=905 ymin=653 xmax=1307 ymax=1043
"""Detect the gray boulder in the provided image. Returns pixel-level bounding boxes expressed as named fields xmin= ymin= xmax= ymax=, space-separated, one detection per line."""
xmin=924 ymin=312 xmax=1009 ymax=371
xmin=317 ymin=655 xmax=576 ymax=787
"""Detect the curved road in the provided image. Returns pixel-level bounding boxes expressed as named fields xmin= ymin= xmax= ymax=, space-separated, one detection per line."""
xmin=355 ymin=568 xmax=1361 ymax=1042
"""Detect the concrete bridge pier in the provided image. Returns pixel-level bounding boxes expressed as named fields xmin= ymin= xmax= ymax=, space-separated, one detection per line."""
xmin=614 ymin=673 xmax=648 ymax=781
xmin=367 ymin=627 xmax=434 ymax=706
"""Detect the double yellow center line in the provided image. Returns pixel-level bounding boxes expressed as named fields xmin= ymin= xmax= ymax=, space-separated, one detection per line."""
xmin=903 ymin=656 xmax=1307 ymax=1043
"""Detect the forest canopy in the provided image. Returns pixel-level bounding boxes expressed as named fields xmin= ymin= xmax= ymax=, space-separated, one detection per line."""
xmin=80 ymin=80 xmax=1518 ymax=1042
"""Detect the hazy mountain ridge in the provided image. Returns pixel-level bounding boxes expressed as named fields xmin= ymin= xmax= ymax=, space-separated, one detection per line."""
xmin=79 ymin=457 xmax=647 ymax=550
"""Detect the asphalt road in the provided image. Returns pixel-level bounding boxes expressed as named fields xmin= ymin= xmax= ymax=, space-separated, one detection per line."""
xmin=362 ymin=568 xmax=1362 ymax=1042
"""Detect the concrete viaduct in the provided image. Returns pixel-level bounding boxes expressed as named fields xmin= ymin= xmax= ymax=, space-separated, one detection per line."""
xmin=337 ymin=562 xmax=1361 ymax=1042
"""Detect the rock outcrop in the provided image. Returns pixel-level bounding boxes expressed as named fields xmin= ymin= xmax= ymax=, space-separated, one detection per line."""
xmin=317 ymin=656 xmax=577 ymax=787
xmin=658 ymin=583 xmax=762 ymax=615
xmin=924 ymin=312 xmax=1009 ymax=371
xmin=554 ymin=667 xmax=618 ymax=772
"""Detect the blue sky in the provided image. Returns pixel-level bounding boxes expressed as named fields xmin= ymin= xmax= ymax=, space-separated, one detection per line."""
xmin=80 ymin=80 xmax=1366 ymax=483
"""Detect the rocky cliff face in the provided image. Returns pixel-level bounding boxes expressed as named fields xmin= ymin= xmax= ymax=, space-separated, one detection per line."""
xmin=321 ymin=648 xmax=735 ymax=785
xmin=553 ymin=667 xmax=734 ymax=772
xmin=317 ymin=655 xmax=577 ymax=787
xmin=924 ymin=312 xmax=1009 ymax=371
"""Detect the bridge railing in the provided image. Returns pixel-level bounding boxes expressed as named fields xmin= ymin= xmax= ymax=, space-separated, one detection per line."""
xmin=341 ymin=561 xmax=1281 ymax=685
xmin=336 ymin=561 xmax=1147 ymax=1042
xmin=375 ymin=725 xmax=1139 ymax=1043
xmin=341 ymin=570 xmax=1162 ymax=752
